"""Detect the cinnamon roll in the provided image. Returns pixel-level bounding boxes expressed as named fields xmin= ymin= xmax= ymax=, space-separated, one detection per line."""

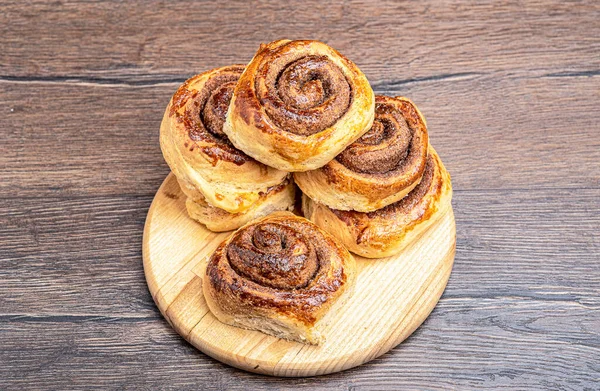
xmin=223 ymin=40 xmax=375 ymax=172
xmin=184 ymin=176 xmax=295 ymax=232
xmin=295 ymin=96 xmax=428 ymax=212
xmin=160 ymin=65 xmax=289 ymax=214
xmin=203 ymin=212 xmax=356 ymax=344
xmin=303 ymin=148 xmax=452 ymax=258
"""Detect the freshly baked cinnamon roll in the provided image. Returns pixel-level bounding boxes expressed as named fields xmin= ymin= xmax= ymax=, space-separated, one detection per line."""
xmin=295 ymin=96 xmax=428 ymax=212
xmin=184 ymin=176 xmax=295 ymax=232
xmin=303 ymin=148 xmax=452 ymax=258
xmin=223 ymin=40 xmax=375 ymax=172
xmin=160 ymin=65 xmax=289 ymax=214
xmin=203 ymin=212 xmax=356 ymax=344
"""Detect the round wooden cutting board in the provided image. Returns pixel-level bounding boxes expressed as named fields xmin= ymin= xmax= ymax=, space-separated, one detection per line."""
xmin=143 ymin=173 xmax=456 ymax=377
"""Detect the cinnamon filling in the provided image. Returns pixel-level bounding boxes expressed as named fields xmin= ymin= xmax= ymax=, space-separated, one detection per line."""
xmin=336 ymin=100 xmax=413 ymax=174
xmin=207 ymin=216 xmax=348 ymax=323
xmin=256 ymin=54 xmax=352 ymax=136
xmin=201 ymin=80 xmax=236 ymax=138
xmin=332 ymin=153 xmax=438 ymax=220
xmin=227 ymin=222 xmax=320 ymax=290
xmin=177 ymin=65 xmax=249 ymax=164
xmin=370 ymin=153 xmax=437 ymax=218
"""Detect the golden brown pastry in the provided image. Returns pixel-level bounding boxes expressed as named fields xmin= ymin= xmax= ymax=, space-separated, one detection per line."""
xmin=160 ymin=65 xmax=289 ymax=214
xmin=303 ymin=147 xmax=452 ymax=258
xmin=295 ymin=96 xmax=428 ymax=212
xmin=203 ymin=212 xmax=356 ymax=344
xmin=184 ymin=176 xmax=295 ymax=232
xmin=223 ymin=40 xmax=375 ymax=172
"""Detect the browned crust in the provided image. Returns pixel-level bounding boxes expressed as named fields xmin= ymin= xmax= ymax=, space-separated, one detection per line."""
xmin=204 ymin=212 xmax=354 ymax=325
xmin=304 ymin=147 xmax=452 ymax=258
xmin=167 ymin=64 xmax=250 ymax=165
xmin=224 ymin=39 xmax=375 ymax=171
xmin=294 ymin=96 xmax=428 ymax=209
xmin=235 ymin=40 xmax=359 ymax=138
xmin=160 ymin=65 xmax=290 ymax=214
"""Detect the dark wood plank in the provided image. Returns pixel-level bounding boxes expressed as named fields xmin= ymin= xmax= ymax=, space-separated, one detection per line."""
xmin=0 ymin=189 xmax=597 ymax=388
xmin=1 ymin=189 xmax=597 ymax=316
xmin=0 ymin=297 xmax=597 ymax=390
xmin=0 ymin=83 xmax=169 ymax=198
xmin=1 ymin=72 xmax=598 ymax=198
xmin=1 ymin=1 xmax=598 ymax=81
xmin=0 ymin=195 xmax=156 ymax=316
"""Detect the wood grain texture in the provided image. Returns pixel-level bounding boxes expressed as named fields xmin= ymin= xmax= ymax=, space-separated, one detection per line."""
xmin=1 ymin=1 xmax=600 ymax=198
xmin=0 ymin=0 xmax=599 ymax=389
xmin=1 ymin=1 xmax=599 ymax=80
xmin=143 ymin=174 xmax=456 ymax=376
xmin=0 ymin=188 xmax=598 ymax=388
xmin=2 ymin=75 xmax=598 ymax=198
xmin=1 ymin=189 xmax=597 ymax=315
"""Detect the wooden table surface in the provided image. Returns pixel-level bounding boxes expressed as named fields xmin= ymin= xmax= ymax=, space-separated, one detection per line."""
xmin=1 ymin=1 xmax=598 ymax=389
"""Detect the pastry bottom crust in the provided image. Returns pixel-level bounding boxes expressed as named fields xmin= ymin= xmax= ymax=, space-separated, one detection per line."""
xmin=203 ymin=273 xmax=354 ymax=345
xmin=184 ymin=177 xmax=296 ymax=232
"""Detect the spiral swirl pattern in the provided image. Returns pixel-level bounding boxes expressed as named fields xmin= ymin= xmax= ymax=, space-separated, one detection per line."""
xmin=256 ymin=54 xmax=352 ymax=136
xmin=205 ymin=213 xmax=352 ymax=324
xmin=161 ymin=64 xmax=291 ymax=215
xmin=363 ymin=153 xmax=438 ymax=219
xmin=224 ymin=40 xmax=375 ymax=172
xmin=294 ymin=96 xmax=429 ymax=212
xmin=227 ymin=222 xmax=320 ymax=289
xmin=302 ymin=148 xmax=453 ymax=258
xmin=336 ymin=96 xmax=426 ymax=175
xmin=336 ymin=99 xmax=412 ymax=174
xmin=174 ymin=65 xmax=249 ymax=163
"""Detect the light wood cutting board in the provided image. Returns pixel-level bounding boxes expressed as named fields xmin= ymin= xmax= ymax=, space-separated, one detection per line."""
xmin=143 ymin=173 xmax=456 ymax=377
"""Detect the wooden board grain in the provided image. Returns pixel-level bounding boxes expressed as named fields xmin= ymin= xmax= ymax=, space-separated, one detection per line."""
xmin=142 ymin=174 xmax=456 ymax=376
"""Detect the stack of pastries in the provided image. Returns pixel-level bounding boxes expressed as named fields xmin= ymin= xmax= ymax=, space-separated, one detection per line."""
xmin=160 ymin=39 xmax=452 ymax=344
